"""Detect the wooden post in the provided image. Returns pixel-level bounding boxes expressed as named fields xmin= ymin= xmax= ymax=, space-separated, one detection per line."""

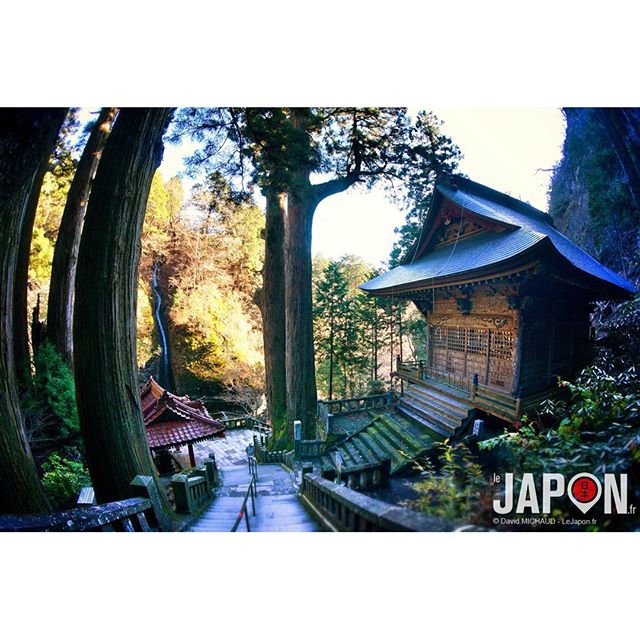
xmin=188 ymin=443 xmax=196 ymax=468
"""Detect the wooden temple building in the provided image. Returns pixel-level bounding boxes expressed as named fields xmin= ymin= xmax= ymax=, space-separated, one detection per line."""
xmin=360 ymin=175 xmax=636 ymax=435
xmin=141 ymin=377 xmax=225 ymax=472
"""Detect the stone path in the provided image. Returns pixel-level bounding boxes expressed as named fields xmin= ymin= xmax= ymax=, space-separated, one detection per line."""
xmin=190 ymin=463 xmax=323 ymax=532
xmin=174 ymin=428 xmax=256 ymax=468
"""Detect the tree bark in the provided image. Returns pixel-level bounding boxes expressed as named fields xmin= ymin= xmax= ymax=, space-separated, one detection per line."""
xmin=47 ymin=107 xmax=117 ymax=366
xmin=284 ymin=184 xmax=318 ymax=438
xmin=12 ymin=149 xmax=51 ymax=388
xmin=255 ymin=189 xmax=288 ymax=445
xmin=73 ymin=108 xmax=174 ymax=506
xmin=284 ymin=109 xmax=360 ymax=438
xmin=0 ymin=108 xmax=66 ymax=514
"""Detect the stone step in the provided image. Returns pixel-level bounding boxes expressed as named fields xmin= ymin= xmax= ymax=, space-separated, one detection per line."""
xmin=357 ymin=428 xmax=406 ymax=469
xmin=376 ymin=414 xmax=432 ymax=452
xmin=356 ymin=432 xmax=393 ymax=463
xmin=349 ymin=434 xmax=382 ymax=465
xmin=190 ymin=463 xmax=323 ymax=532
xmin=366 ymin=425 xmax=417 ymax=472
xmin=341 ymin=439 xmax=370 ymax=466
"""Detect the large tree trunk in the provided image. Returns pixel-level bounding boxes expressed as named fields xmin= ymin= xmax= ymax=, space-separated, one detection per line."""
xmin=12 ymin=150 xmax=51 ymax=388
xmin=0 ymin=108 xmax=66 ymax=514
xmin=47 ymin=107 xmax=117 ymax=366
xmin=284 ymin=108 xmax=359 ymax=438
xmin=255 ymin=189 xmax=288 ymax=445
xmin=284 ymin=188 xmax=318 ymax=438
xmin=73 ymin=108 xmax=174 ymax=506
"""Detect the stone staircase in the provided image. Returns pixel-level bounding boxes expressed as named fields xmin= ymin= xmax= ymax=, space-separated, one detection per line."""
xmin=397 ymin=379 xmax=475 ymax=438
xmin=190 ymin=465 xmax=322 ymax=532
xmin=322 ymin=411 xmax=443 ymax=477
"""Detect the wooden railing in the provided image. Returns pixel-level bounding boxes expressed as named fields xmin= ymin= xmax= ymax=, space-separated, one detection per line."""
xmin=301 ymin=474 xmax=455 ymax=532
xmin=317 ymin=392 xmax=394 ymax=420
xmin=0 ymin=474 xmax=167 ymax=532
xmin=396 ymin=358 xmax=520 ymax=421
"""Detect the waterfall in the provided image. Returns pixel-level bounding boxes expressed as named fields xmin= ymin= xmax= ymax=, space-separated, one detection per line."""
xmin=152 ymin=262 xmax=171 ymax=390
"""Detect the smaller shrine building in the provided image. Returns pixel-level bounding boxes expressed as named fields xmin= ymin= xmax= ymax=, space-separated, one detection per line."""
xmin=141 ymin=377 xmax=225 ymax=472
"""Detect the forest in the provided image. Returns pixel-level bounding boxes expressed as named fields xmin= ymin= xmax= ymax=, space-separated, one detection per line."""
xmin=0 ymin=107 xmax=639 ymax=531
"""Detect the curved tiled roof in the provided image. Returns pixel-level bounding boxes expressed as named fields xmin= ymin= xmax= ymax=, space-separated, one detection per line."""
xmin=361 ymin=176 xmax=636 ymax=297
xmin=140 ymin=377 xmax=225 ymax=449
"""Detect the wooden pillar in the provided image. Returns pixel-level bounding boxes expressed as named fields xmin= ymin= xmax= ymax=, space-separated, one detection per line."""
xmin=188 ymin=443 xmax=196 ymax=468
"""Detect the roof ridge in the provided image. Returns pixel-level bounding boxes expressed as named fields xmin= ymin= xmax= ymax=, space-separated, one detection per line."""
xmin=442 ymin=174 xmax=552 ymax=223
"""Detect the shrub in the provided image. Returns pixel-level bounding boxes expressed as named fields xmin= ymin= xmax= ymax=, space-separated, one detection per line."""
xmin=410 ymin=441 xmax=489 ymax=523
xmin=41 ymin=449 xmax=91 ymax=509
xmin=33 ymin=341 xmax=80 ymax=439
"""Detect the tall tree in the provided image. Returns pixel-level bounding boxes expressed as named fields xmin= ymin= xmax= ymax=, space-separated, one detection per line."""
xmin=73 ymin=108 xmax=174 ymax=505
xmin=12 ymin=111 xmax=78 ymax=387
xmin=315 ymin=261 xmax=350 ymax=400
xmin=170 ymin=108 xmax=291 ymax=440
xmin=0 ymin=108 xmax=66 ymax=514
xmin=284 ymin=108 xmax=410 ymax=437
xmin=47 ymin=107 xmax=117 ymax=365
xmin=254 ymin=189 xmax=288 ymax=442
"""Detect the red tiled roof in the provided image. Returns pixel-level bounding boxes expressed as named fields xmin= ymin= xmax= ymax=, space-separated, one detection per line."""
xmin=140 ymin=377 xmax=226 ymax=449
xmin=146 ymin=420 xmax=225 ymax=449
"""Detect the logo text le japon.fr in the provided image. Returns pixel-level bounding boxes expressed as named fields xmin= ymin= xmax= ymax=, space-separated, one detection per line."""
xmin=492 ymin=472 xmax=636 ymax=515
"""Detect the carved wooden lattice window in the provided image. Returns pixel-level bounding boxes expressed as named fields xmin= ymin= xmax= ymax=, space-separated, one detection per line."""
xmin=467 ymin=328 xmax=488 ymax=355
xmin=433 ymin=326 xmax=446 ymax=349
xmin=488 ymin=330 xmax=515 ymax=388
xmin=491 ymin=330 xmax=514 ymax=359
xmin=447 ymin=327 xmax=467 ymax=353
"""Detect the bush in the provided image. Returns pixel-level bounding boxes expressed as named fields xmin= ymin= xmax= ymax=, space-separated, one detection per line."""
xmin=410 ymin=441 xmax=490 ymax=523
xmin=33 ymin=341 xmax=80 ymax=439
xmin=41 ymin=449 xmax=91 ymax=509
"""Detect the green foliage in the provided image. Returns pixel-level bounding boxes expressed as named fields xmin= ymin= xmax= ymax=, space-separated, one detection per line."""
xmin=41 ymin=448 xmax=90 ymax=509
xmin=596 ymin=294 xmax=640 ymax=369
xmin=411 ymin=441 xmax=487 ymax=522
xmin=28 ymin=112 xmax=80 ymax=314
xmin=136 ymin=172 xmax=265 ymax=406
xmin=389 ymin=111 xmax=462 ymax=267
xmin=314 ymin=257 xmax=389 ymax=399
xmin=33 ymin=341 xmax=80 ymax=438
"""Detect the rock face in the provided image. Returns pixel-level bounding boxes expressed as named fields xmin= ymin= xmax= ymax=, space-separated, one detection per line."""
xmin=548 ymin=108 xmax=640 ymax=280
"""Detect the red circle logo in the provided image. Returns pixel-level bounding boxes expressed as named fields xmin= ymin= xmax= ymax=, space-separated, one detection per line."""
xmin=571 ymin=476 xmax=598 ymax=503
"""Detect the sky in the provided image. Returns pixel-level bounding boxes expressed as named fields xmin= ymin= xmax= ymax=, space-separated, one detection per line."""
xmin=158 ymin=108 xmax=567 ymax=268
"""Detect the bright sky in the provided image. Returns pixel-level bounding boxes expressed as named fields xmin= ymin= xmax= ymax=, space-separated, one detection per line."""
xmin=158 ymin=108 xmax=567 ymax=268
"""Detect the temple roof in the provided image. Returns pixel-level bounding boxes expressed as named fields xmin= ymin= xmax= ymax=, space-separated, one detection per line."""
xmin=360 ymin=175 xmax=636 ymax=298
xmin=140 ymin=377 xmax=225 ymax=450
